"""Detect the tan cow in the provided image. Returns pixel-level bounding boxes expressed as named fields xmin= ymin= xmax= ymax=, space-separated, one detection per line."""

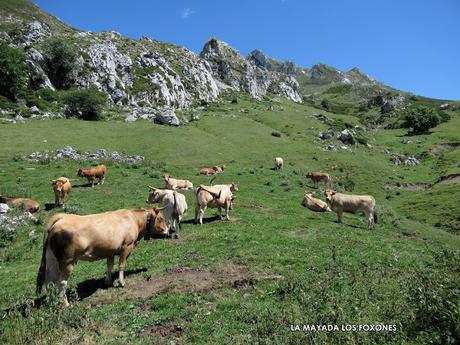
xmin=274 ymin=157 xmax=284 ymax=170
xmin=195 ymin=183 xmax=238 ymax=224
xmin=324 ymin=189 xmax=377 ymax=229
xmin=306 ymin=172 xmax=332 ymax=188
xmin=77 ymin=164 xmax=107 ymax=188
xmin=52 ymin=177 xmax=72 ymax=208
xmin=0 ymin=195 xmax=40 ymax=213
xmin=200 ymin=167 xmax=217 ymax=175
xmin=147 ymin=187 xmax=188 ymax=238
xmin=36 ymin=206 xmax=168 ymax=305
xmin=302 ymin=192 xmax=331 ymax=212
xmin=163 ymin=174 xmax=193 ymax=190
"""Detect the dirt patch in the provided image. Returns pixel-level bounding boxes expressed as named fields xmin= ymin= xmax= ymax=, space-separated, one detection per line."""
xmin=90 ymin=265 xmax=249 ymax=306
xmin=232 ymin=278 xmax=257 ymax=289
xmin=436 ymin=173 xmax=460 ymax=185
xmin=241 ymin=203 xmax=263 ymax=209
xmin=384 ymin=182 xmax=431 ymax=191
xmin=291 ymin=229 xmax=308 ymax=237
xmin=184 ymin=251 xmax=204 ymax=261
xmin=139 ymin=324 xmax=183 ymax=338
xmin=428 ymin=143 xmax=459 ymax=155
xmin=396 ymin=232 xmax=426 ymax=240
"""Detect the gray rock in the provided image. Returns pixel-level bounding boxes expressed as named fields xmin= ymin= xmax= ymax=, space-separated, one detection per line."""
xmin=155 ymin=108 xmax=180 ymax=126
xmin=190 ymin=113 xmax=200 ymax=122
xmin=317 ymin=130 xmax=335 ymax=140
xmin=0 ymin=203 xmax=10 ymax=214
xmin=30 ymin=106 xmax=40 ymax=114
xmin=439 ymin=103 xmax=449 ymax=110
xmin=125 ymin=111 xmax=138 ymax=122
xmin=338 ymin=129 xmax=355 ymax=145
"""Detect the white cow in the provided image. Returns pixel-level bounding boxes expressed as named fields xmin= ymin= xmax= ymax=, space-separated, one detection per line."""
xmin=147 ymin=187 xmax=188 ymax=237
xmin=324 ymin=189 xmax=377 ymax=229
xmin=195 ymin=183 xmax=238 ymax=224
xmin=274 ymin=157 xmax=284 ymax=170
xmin=302 ymin=192 xmax=331 ymax=212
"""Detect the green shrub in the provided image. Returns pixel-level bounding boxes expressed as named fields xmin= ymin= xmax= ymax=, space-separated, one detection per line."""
xmin=62 ymin=87 xmax=106 ymax=120
xmin=0 ymin=42 xmax=28 ymax=100
xmin=321 ymin=98 xmax=330 ymax=110
xmin=403 ymin=106 xmax=440 ymax=134
xmin=43 ymin=38 xmax=78 ymax=89
xmin=438 ymin=110 xmax=451 ymax=123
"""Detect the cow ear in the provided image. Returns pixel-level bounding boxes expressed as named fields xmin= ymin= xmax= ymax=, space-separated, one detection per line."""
xmin=332 ymin=190 xmax=337 ymax=195
xmin=154 ymin=206 xmax=166 ymax=212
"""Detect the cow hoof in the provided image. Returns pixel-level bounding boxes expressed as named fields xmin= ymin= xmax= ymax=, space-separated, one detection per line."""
xmin=118 ymin=282 xmax=125 ymax=288
xmin=173 ymin=234 xmax=179 ymax=239
xmin=104 ymin=280 xmax=113 ymax=287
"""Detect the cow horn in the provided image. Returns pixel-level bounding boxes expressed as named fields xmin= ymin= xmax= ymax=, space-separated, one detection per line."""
xmin=154 ymin=206 xmax=166 ymax=211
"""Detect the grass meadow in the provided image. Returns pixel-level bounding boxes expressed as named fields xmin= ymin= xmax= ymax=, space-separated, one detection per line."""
xmin=0 ymin=98 xmax=459 ymax=344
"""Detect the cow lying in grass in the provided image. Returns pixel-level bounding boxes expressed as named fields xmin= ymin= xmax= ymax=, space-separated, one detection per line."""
xmin=195 ymin=183 xmax=238 ymax=224
xmin=163 ymin=174 xmax=193 ymax=190
xmin=0 ymin=195 xmax=40 ymax=213
xmin=147 ymin=187 xmax=188 ymax=238
xmin=302 ymin=192 xmax=331 ymax=212
xmin=52 ymin=177 xmax=72 ymax=208
xmin=324 ymin=189 xmax=377 ymax=229
xmin=199 ymin=164 xmax=225 ymax=175
xmin=36 ymin=206 xmax=168 ymax=306
xmin=77 ymin=164 xmax=107 ymax=188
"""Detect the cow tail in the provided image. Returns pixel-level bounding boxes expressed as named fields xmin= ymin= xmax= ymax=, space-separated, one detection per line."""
xmin=373 ymin=211 xmax=378 ymax=224
xmin=36 ymin=214 xmax=62 ymax=294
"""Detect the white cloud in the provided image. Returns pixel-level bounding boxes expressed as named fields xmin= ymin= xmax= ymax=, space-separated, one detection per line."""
xmin=181 ymin=8 xmax=194 ymax=19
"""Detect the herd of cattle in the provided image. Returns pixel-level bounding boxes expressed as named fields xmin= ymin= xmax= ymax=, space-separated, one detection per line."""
xmin=1 ymin=157 xmax=377 ymax=305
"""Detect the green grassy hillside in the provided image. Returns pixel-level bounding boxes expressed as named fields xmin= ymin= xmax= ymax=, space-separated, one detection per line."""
xmin=0 ymin=99 xmax=459 ymax=344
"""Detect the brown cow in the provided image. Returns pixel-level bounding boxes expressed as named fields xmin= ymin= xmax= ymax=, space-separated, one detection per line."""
xmin=163 ymin=174 xmax=193 ymax=190
xmin=0 ymin=195 xmax=40 ymax=213
xmin=36 ymin=206 xmax=168 ymax=305
xmin=306 ymin=172 xmax=332 ymax=188
xmin=324 ymin=189 xmax=377 ymax=229
xmin=200 ymin=164 xmax=225 ymax=175
xmin=52 ymin=177 xmax=72 ymax=208
xmin=77 ymin=164 xmax=107 ymax=188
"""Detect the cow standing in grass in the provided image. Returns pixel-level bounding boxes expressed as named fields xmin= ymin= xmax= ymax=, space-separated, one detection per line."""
xmin=195 ymin=183 xmax=238 ymax=224
xmin=324 ymin=189 xmax=377 ymax=229
xmin=274 ymin=157 xmax=284 ymax=170
xmin=53 ymin=177 xmax=72 ymax=208
xmin=147 ymin=187 xmax=188 ymax=238
xmin=77 ymin=164 xmax=107 ymax=188
xmin=36 ymin=207 xmax=168 ymax=306
xmin=306 ymin=172 xmax=332 ymax=188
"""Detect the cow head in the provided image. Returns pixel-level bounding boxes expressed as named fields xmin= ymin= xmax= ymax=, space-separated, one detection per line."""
xmin=77 ymin=169 xmax=84 ymax=177
xmin=147 ymin=186 xmax=161 ymax=203
xmin=219 ymin=164 xmax=225 ymax=171
xmin=229 ymin=183 xmax=238 ymax=192
xmin=305 ymin=173 xmax=313 ymax=178
xmin=324 ymin=189 xmax=336 ymax=202
xmin=162 ymin=174 xmax=171 ymax=181
xmin=0 ymin=195 xmax=7 ymax=203
xmin=146 ymin=207 xmax=169 ymax=237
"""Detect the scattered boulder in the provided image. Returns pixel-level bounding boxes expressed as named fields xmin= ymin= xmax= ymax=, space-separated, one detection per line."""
xmin=338 ymin=129 xmax=355 ymax=145
xmin=190 ymin=113 xmax=200 ymax=122
xmin=125 ymin=111 xmax=138 ymax=122
xmin=30 ymin=106 xmax=40 ymax=114
xmin=317 ymin=130 xmax=335 ymax=140
xmin=391 ymin=154 xmax=420 ymax=166
xmin=439 ymin=103 xmax=450 ymax=110
xmin=0 ymin=203 xmax=10 ymax=214
xmin=155 ymin=108 xmax=180 ymax=126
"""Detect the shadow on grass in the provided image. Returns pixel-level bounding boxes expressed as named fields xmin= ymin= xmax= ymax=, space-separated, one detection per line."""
xmin=77 ymin=268 xmax=147 ymax=300
xmin=182 ymin=215 xmax=223 ymax=225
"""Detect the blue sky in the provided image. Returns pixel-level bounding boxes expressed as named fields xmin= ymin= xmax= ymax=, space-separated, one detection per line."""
xmin=34 ymin=0 xmax=460 ymax=100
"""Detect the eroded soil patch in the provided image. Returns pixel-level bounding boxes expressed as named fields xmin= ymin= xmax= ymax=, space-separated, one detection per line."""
xmin=384 ymin=182 xmax=431 ymax=191
xmin=436 ymin=173 xmax=460 ymax=185
xmin=89 ymin=266 xmax=249 ymax=306
xmin=139 ymin=324 xmax=183 ymax=338
xmin=428 ymin=143 xmax=459 ymax=155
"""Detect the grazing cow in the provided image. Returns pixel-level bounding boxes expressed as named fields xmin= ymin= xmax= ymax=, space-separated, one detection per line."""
xmin=302 ymin=192 xmax=331 ymax=212
xmin=274 ymin=157 xmax=284 ymax=170
xmin=36 ymin=206 xmax=168 ymax=305
xmin=0 ymin=195 xmax=40 ymax=213
xmin=163 ymin=174 xmax=193 ymax=190
xmin=306 ymin=172 xmax=332 ymax=188
xmin=195 ymin=183 xmax=238 ymax=224
xmin=52 ymin=177 xmax=72 ymax=208
xmin=147 ymin=187 xmax=188 ymax=238
xmin=77 ymin=164 xmax=107 ymax=188
xmin=324 ymin=189 xmax=377 ymax=229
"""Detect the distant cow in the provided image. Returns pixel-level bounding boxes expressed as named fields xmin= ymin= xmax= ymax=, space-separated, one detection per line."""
xmin=274 ymin=157 xmax=284 ymax=170
xmin=77 ymin=164 xmax=107 ymax=188
xmin=36 ymin=206 xmax=168 ymax=305
xmin=306 ymin=172 xmax=331 ymax=188
xmin=213 ymin=164 xmax=225 ymax=173
xmin=147 ymin=187 xmax=188 ymax=237
xmin=195 ymin=183 xmax=238 ymax=224
xmin=163 ymin=174 xmax=193 ymax=190
xmin=324 ymin=189 xmax=377 ymax=229
xmin=200 ymin=167 xmax=217 ymax=175
xmin=302 ymin=192 xmax=331 ymax=212
xmin=52 ymin=177 xmax=72 ymax=208
xmin=0 ymin=195 xmax=40 ymax=213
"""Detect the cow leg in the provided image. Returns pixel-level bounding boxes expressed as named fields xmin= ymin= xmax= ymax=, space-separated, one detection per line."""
xmin=105 ymin=256 xmax=114 ymax=286
xmin=225 ymin=206 xmax=230 ymax=221
xmin=91 ymin=178 xmax=95 ymax=188
xmin=367 ymin=213 xmax=374 ymax=230
xmin=118 ymin=246 xmax=133 ymax=288
xmin=58 ymin=262 xmax=73 ymax=306
xmin=337 ymin=210 xmax=343 ymax=223
xmin=218 ymin=207 xmax=223 ymax=219
xmin=198 ymin=207 xmax=206 ymax=225
xmin=100 ymin=175 xmax=105 ymax=185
